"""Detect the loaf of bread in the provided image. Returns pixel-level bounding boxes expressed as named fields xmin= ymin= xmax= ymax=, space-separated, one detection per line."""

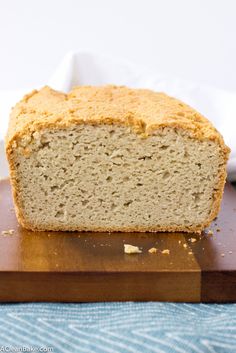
xmin=5 ymin=85 xmax=230 ymax=233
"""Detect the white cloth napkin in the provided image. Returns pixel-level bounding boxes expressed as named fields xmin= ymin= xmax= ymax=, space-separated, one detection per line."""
xmin=1 ymin=51 xmax=235 ymax=180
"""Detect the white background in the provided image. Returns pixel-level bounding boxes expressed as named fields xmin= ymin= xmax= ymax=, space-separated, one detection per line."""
xmin=0 ymin=0 xmax=236 ymax=92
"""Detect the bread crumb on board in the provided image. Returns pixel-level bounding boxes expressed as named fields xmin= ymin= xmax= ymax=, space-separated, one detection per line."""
xmin=190 ymin=238 xmax=197 ymax=243
xmin=183 ymin=244 xmax=188 ymax=249
xmin=148 ymin=247 xmax=157 ymax=254
xmin=1 ymin=229 xmax=15 ymax=236
xmin=124 ymin=244 xmax=142 ymax=254
xmin=161 ymin=249 xmax=170 ymax=255
xmin=207 ymin=230 xmax=214 ymax=236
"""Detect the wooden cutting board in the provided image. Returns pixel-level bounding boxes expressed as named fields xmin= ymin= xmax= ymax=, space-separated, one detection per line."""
xmin=0 ymin=178 xmax=236 ymax=303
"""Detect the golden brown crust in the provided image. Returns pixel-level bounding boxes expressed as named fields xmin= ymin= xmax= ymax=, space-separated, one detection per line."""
xmin=5 ymin=85 xmax=231 ymax=148
xmin=5 ymin=85 xmax=231 ymax=233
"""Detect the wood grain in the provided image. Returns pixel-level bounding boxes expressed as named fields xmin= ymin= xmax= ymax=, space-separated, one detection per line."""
xmin=0 ymin=179 xmax=235 ymax=302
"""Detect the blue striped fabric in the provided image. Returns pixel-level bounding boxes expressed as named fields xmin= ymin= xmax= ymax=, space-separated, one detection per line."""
xmin=0 ymin=302 xmax=235 ymax=352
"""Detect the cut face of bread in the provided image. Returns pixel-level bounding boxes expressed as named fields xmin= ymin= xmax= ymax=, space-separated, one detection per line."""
xmin=8 ymin=125 xmax=226 ymax=232
xmin=5 ymin=85 xmax=230 ymax=232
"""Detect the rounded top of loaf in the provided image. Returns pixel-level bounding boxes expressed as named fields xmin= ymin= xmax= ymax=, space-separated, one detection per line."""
xmin=5 ymin=85 xmax=230 ymax=156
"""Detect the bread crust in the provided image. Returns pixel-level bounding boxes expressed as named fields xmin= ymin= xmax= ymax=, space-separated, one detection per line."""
xmin=5 ymin=85 xmax=230 ymax=233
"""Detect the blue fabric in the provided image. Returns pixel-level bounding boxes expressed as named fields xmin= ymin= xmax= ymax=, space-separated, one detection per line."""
xmin=0 ymin=303 xmax=236 ymax=353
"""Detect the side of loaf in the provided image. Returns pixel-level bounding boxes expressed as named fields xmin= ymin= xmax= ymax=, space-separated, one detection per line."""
xmin=5 ymin=85 xmax=230 ymax=233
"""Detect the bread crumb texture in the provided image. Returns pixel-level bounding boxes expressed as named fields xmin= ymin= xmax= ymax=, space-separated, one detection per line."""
xmin=124 ymin=244 xmax=142 ymax=254
xmin=161 ymin=249 xmax=170 ymax=255
xmin=148 ymin=247 xmax=158 ymax=254
xmin=5 ymin=85 xmax=230 ymax=232
xmin=1 ymin=229 xmax=15 ymax=236
xmin=190 ymin=237 xmax=197 ymax=243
